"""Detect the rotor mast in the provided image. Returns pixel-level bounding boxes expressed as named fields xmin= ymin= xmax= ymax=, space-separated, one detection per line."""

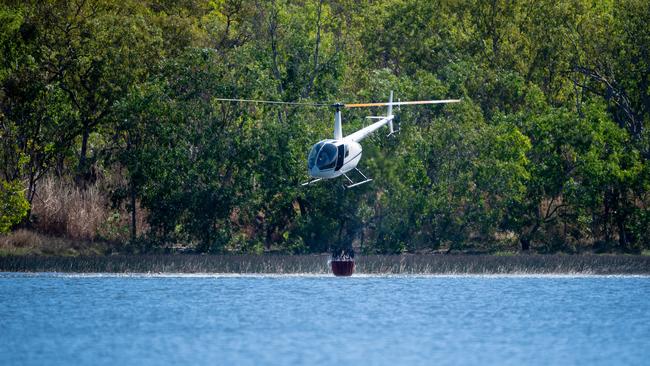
xmin=333 ymin=103 xmax=343 ymax=140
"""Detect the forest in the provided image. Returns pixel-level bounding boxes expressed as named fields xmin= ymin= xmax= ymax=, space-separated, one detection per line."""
xmin=1 ymin=0 xmax=649 ymax=255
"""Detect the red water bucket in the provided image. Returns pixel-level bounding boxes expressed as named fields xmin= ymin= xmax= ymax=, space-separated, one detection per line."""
xmin=331 ymin=260 xmax=355 ymax=276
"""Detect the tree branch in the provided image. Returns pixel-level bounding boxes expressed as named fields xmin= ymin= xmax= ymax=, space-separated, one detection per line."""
xmin=302 ymin=0 xmax=323 ymax=99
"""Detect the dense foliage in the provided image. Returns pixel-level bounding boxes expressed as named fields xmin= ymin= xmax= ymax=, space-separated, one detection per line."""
xmin=0 ymin=179 xmax=29 ymax=233
xmin=1 ymin=0 xmax=649 ymax=253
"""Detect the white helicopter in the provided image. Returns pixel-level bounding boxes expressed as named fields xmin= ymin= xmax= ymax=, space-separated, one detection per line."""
xmin=216 ymin=91 xmax=460 ymax=188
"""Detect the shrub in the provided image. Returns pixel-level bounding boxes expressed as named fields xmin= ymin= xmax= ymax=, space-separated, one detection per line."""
xmin=0 ymin=180 xmax=30 ymax=233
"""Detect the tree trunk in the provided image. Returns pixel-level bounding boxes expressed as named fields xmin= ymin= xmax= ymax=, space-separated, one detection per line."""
xmin=520 ymin=237 xmax=530 ymax=251
xmin=130 ymin=180 xmax=137 ymax=242
xmin=603 ymin=189 xmax=612 ymax=243
xmin=360 ymin=226 xmax=365 ymax=254
xmin=520 ymin=221 xmax=539 ymax=251
xmin=617 ymin=219 xmax=628 ymax=250
xmin=265 ymin=225 xmax=273 ymax=250
xmin=77 ymin=120 xmax=90 ymax=183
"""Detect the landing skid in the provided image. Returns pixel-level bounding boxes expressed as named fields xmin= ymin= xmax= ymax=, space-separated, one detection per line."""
xmin=301 ymin=169 xmax=372 ymax=188
xmin=387 ymin=122 xmax=400 ymax=137
xmin=343 ymin=168 xmax=373 ymax=189
xmin=301 ymin=178 xmax=323 ymax=186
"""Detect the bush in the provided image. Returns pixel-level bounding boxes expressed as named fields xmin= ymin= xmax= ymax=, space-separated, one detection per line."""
xmin=0 ymin=180 xmax=30 ymax=233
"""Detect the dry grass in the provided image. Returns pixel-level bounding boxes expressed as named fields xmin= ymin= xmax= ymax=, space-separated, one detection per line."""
xmin=0 ymin=254 xmax=330 ymax=273
xmin=30 ymin=177 xmax=107 ymax=240
xmin=0 ymin=229 xmax=112 ymax=257
xmin=0 ymin=254 xmax=648 ymax=274
xmin=356 ymin=254 xmax=650 ymax=274
xmin=29 ymin=176 xmax=148 ymax=242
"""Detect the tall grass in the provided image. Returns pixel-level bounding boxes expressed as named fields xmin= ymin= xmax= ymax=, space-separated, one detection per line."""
xmin=29 ymin=176 xmax=147 ymax=241
xmin=1 ymin=254 xmax=648 ymax=274
xmin=31 ymin=177 xmax=107 ymax=240
xmin=356 ymin=254 xmax=650 ymax=274
xmin=0 ymin=254 xmax=330 ymax=273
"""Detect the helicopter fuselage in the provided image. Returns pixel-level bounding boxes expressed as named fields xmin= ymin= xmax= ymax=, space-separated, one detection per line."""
xmin=307 ymin=139 xmax=363 ymax=179
xmin=305 ymin=102 xmax=396 ymax=186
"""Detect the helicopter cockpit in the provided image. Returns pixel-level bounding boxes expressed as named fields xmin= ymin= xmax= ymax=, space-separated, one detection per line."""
xmin=308 ymin=140 xmax=339 ymax=171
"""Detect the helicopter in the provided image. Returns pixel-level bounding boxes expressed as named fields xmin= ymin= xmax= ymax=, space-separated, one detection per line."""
xmin=216 ymin=91 xmax=460 ymax=188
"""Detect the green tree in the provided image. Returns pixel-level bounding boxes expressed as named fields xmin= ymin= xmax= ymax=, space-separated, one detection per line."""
xmin=0 ymin=179 xmax=29 ymax=233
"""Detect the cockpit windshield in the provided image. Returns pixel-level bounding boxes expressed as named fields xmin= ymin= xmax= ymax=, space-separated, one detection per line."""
xmin=307 ymin=142 xmax=324 ymax=169
xmin=316 ymin=143 xmax=338 ymax=170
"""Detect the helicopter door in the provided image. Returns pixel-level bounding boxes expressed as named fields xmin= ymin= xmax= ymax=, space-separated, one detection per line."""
xmin=335 ymin=144 xmax=345 ymax=171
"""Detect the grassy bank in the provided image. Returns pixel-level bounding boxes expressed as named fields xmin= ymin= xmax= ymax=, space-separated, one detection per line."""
xmin=0 ymin=230 xmax=115 ymax=257
xmin=1 ymin=254 xmax=649 ymax=274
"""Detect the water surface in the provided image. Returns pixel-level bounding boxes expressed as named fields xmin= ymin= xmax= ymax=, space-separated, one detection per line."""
xmin=1 ymin=273 xmax=649 ymax=365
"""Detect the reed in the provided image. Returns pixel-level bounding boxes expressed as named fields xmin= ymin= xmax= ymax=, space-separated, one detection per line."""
xmin=29 ymin=176 xmax=148 ymax=242
xmin=0 ymin=254 xmax=648 ymax=274
xmin=30 ymin=177 xmax=108 ymax=240
xmin=356 ymin=254 xmax=650 ymax=274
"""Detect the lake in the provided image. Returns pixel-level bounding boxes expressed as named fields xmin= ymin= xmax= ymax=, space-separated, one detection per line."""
xmin=1 ymin=273 xmax=649 ymax=365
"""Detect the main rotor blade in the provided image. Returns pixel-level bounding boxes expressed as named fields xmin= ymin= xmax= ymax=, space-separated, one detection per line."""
xmin=344 ymin=99 xmax=461 ymax=108
xmin=215 ymin=97 xmax=461 ymax=109
xmin=214 ymin=98 xmax=330 ymax=107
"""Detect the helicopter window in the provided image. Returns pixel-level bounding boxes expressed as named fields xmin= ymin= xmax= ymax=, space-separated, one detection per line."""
xmin=316 ymin=143 xmax=338 ymax=170
xmin=308 ymin=142 xmax=324 ymax=169
xmin=345 ymin=146 xmax=349 ymax=158
xmin=336 ymin=144 xmax=345 ymax=170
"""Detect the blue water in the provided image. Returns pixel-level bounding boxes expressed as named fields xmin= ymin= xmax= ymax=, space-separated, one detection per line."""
xmin=1 ymin=274 xmax=649 ymax=366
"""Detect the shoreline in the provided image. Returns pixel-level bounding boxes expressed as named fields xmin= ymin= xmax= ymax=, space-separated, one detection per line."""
xmin=3 ymin=272 xmax=650 ymax=278
xmin=1 ymin=254 xmax=649 ymax=275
